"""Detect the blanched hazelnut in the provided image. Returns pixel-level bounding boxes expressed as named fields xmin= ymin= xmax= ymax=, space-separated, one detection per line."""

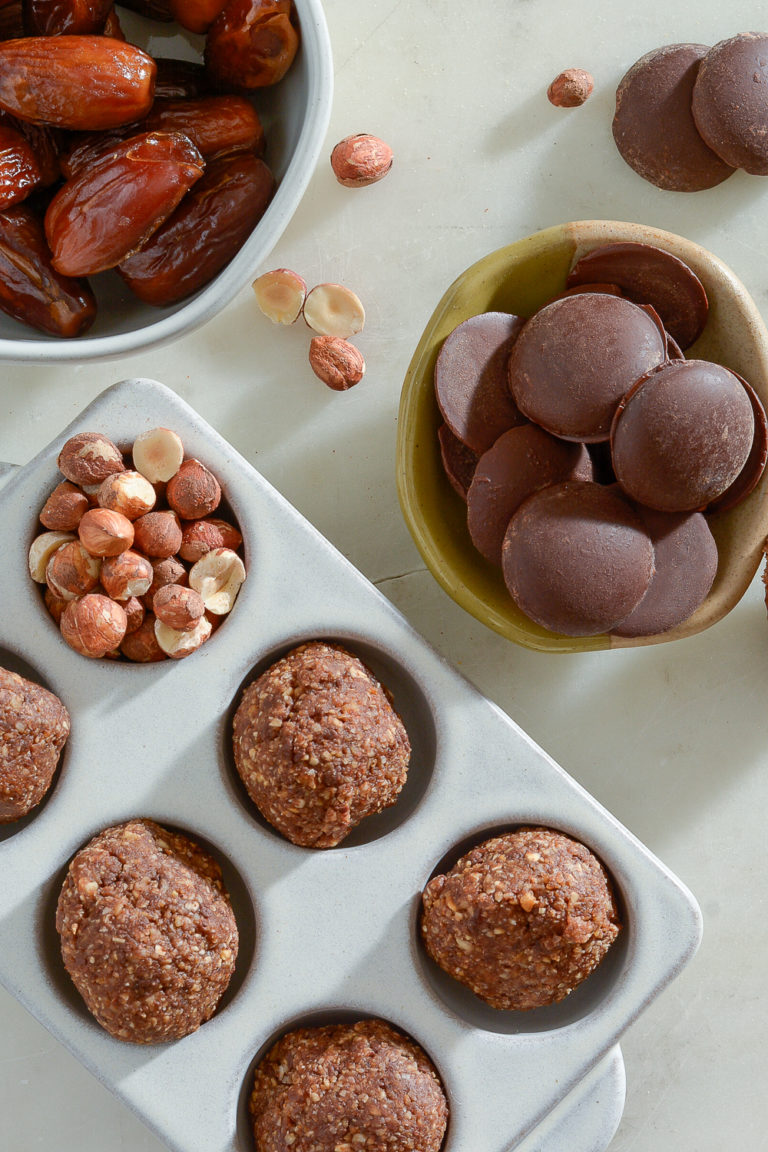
xmin=97 ymin=470 xmax=156 ymax=520
xmin=40 ymin=481 xmax=89 ymax=531
xmin=252 ymin=268 xmax=307 ymax=324
xmin=309 ymin=336 xmax=365 ymax=390
xmin=330 ymin=133 xmax=393 ymax=187
xmin=189 ymin=548 xmax=246 ymax=614
xmin=58 ymin=432 xmax=125 ymax=487
xmin=178 ymin=518 xmax=243 ymax=563
xmin=132 ymin=427 xmax=185 ymax=484
xmin=120 ymin=613 xmax=166 ymax=662
xmin=166 ymin=459 xmax=221 ymax=520
xmin=78 ymin=508 xmax=135 ymax=557
xmin=154 ymin=614 xmax=212 ymax=659
xmin=153 ymin=583 xmax=205 ymax=631
xmin=100 ymin=550 xmax=154 ymax=600
xmin=133 ymin=511 xmax=183 ymax=559
xmin=46 ymin=540 xmax=102 ymax=600
xmin=60 ymin=594 xmax=128 ymax=658
xmin=123 ymin=596 xmax=146 ymax=634
xmin=28 ymin=531 xmax=76 ymax=582
xmin=303 ymin=283 xmax=365 ymax=338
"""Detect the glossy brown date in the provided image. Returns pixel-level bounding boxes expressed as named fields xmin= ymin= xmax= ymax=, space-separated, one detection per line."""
xmin=119 ymin=152 xmax=274 ymax=305
xmin=169 ymin=0 xmax=227 ymax=34
xmin=154 ymin=57 xmax=209 ymax=100
xmin=0 ymin=204 xmax=96 ymax=336
xmin=204 ymin=0 xmax=299 ymax=90
xmin=0 ymin=124 xmax=43 ymax=208
xmin=45 ymin=130 xmax=205 ymax=276
xmin=144 ymin=96 xmax=265 ymax=160
xmin=0 ymin=0 xmax=23 ymax=38
xmin=0 ymin=114 xmax=64 ymax=186
xmin=0 ymin=37 xmax=156 ymax=130
xmin=23 ymin=0 xmax=113 ymax=35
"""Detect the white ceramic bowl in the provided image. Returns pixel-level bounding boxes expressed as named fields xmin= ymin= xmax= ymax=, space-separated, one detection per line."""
xmin=0 ymin=0 xmax=333 ymax=364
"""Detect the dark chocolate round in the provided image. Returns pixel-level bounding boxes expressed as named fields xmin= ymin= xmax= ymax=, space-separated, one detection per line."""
xmin=466 ymin=424 xmax=594 ymax=566
xmin=566 ymin=242 xmax=709 ymax=350
xmin=437 ymin=422 xmax=478 ymax=501
xmin=613 ymin=43 xmax=735 ymax=191
xmin=707 ymin=375 xmax=768 ymax=512
xmin=435 ymin=311 xmax=526 ymax=454
xmin=611 ymin=507 xmax=718 ymax=637
xmin=692 ymin=33 xmax=768 ymax=174
xmin=611 ymin=359 xmax=754 ymax=511
xmin=501 ymin=481 xmax=655 ymax=636
xmin=507 ymin=293 xmax=667 ymax=442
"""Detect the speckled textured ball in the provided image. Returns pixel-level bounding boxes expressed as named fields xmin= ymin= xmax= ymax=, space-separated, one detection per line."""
xmin=421 ymin=827 xmax=621 ymax=1011
xmin=1 ymin=665 xmax=69 ymax=823
xmin=249 ymin=1019 xmax=449 ymax=1152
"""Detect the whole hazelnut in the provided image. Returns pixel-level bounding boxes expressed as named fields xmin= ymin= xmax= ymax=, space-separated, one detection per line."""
xmin=46 ymin=540 xmax=102 ymax=600
xmin=153 ymin=584 xmax=206 ymax=632
xmin=178 ymin=518 xmax=243 ymax=563
xmin=123 ymin=596 xmax=146 ymax=634
xmin=39 ymin=481 xmax=89 ymax=531
xmin=97 ymin=470 xmax=156 ymax=520
xmin=60 ymin=594 xmax=128 ymax=658
xmin=166 ymin=459 xmax=221 ymax=520
xmin=78 ymin=508 xmax=135 ymax=557
xmin=547 ymin=68 xmax=594 ymax=108
xmin=309 ymin=336 xmax=365 ymax=391
xmin=57 ymin=432 xmax=125 ymax=487
xmin=100 ymin=550 xmax=154 ymax=601
xmin=154 ymin=614 xmax=212 ymax=659
xmin=330 ymin=133 xmax=393 ymax=187
xmin=120 ymin=613 xmax=166 ymax=662
xmin=133 ymin=511 xmax=183 ymax=559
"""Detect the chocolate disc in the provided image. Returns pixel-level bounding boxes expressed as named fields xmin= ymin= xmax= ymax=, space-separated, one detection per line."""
xmin=437 ymin=422 xmax=478 ymax=501
xmin=434 ymin=311 xmax=526 ymax=454
xmin=566 ymin=242 xmax=709 ymax=350
xmin=613 ymin=43 xmax=735 ymax=191
xmin=707 ymin=375 xmax=768 ymax=512
xmin=611 ymin=359 xmax=754 ymax=511
xmin=466 ymin=424 xmax=593 ymax=566
xmin=692 ymin=33 xmax=768 ymax=174
xmin=501 ymin=481 xmax=655 ymax=637
xmin=612 ymin=507 xmax=718 ymax=637
xmin=507 ymin=293 xmax=667 ymax=442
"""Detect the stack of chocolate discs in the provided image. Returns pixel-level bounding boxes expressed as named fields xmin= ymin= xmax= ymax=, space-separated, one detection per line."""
xmin=434 ymin=241 xmax=768 ymax=638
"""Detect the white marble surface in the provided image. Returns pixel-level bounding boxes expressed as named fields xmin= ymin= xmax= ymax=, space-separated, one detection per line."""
xmin=1 ymin=1 xmax=768 ymax=1148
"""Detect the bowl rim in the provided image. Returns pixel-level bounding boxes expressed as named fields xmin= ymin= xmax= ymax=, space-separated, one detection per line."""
xmin=0 ymin=0 xmax=334 ymax=364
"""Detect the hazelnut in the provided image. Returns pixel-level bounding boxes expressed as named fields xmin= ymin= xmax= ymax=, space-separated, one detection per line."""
xmin=46 ymin=540 xmax=102 ymax=600
xmin=308 ymin=336 xmax=365 ymax=391
xmin=153 ymin=584 xmax=205 ymax=632
xmin=303 ymin=283 xmax=365 ymax=339
xmin=144 ymin=555 xmax=188 ymax=607
xmin=133 ymin=511 xmax=183 ymax=559
xmin=123 ymin=596 xmax=146 ymax=634
xmin=78 ymin=508 xmax=135 ymax=557
xmin=178 ymin=518 xmax=243 ymax=563
xmin=100 ymin=550 xmax=154 ymax=601
xmin=330 ymin=133 xmax=393 ymax=187
xmin=189 ymin=548 xmax=246 ymax=615
xmin=547 ymin=68 xmax=594 ymax=108
xmin=166 ymin=459 xmax=221 ymax=520
xmin=57 ymin=432 xmax=125 ymax=487
xmin=39 ymin=481 xmax=89 ymax=531
xmin=131 ymin=427 xmax=185 ymax=484
xmin=44 ymin=587 xmax=69 ymax=626
xmin=28 ymin=531 xmax=76 ymax=582
xmin=60 ymin=594 xmax=128 ymax=658
xmin=252 ymin=268 xmax=307 ymax=324
xmin=154 ymin=614 xmax=212 ymax=659
xmin=120 ymin=613 xmax=166 ymax=662
xmin=97 ymin=470 xmax=156 ymax=520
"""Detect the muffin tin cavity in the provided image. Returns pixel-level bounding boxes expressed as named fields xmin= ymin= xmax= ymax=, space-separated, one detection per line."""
xmin=225 ymin=633 xmax=438 ymax=848
xmin=416 ymin=823 xmax=629 ymax=1036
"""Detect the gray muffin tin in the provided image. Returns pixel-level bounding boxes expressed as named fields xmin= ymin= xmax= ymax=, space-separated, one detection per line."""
xmin=0 ymin=378 xmax=701 ymax=1152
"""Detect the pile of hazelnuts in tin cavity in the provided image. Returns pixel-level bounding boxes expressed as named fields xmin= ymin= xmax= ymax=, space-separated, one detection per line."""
xmin=28 ymin=429 xmax=245 ymax=661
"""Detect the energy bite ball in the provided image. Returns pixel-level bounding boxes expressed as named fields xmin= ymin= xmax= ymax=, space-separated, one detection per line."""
xmin=1 ymin=666 xmax=69 ymax=823
xmin=233 ymin=642 xmax=411 ymax=848
xmin=249 ymin=1019 xmax=449 ymax=1152
xmin=56 ymin=819 xmax=238 ymax=1043
xmin=421 ymin=828 xmax=620 ymax=1011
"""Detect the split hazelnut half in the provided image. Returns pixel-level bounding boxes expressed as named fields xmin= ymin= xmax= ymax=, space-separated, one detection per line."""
xmin=303 ymin=283 xmax=365 ymax=339
xmin=253 ymin=268 xmax=307 ymax=324
xmin=188 ymin=548 xmax=246 ymax=614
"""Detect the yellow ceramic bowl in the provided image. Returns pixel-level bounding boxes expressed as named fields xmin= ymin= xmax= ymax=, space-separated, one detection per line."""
xmin=397 ymin=220 xmax=768 ymax=653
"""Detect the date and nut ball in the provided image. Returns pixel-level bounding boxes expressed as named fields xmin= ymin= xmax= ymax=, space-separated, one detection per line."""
xmin=0 ymin=666 xmax=70 ymax=823
xmin=233 ymin=642 xmax=411 ymax=848
xmin=56 ymin=819 xmax=238 ymax=1043
xmin=249 ymin=1019 xmax=448 ymax=1152
xmin=421 ymin=827 xmax=621 ymax=1011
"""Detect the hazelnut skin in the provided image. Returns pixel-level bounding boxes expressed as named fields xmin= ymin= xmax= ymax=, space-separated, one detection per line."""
xmin=330 ymin=134 xmax=393 ymax=187
xmin=60 ymin=594 xmax=128 ymax=658
xmin=133 ymin=511 xmax=183 ymax=559
xmin=166 ymin=459 xmax=221 ymax=520
xmin=58 ymin=432 xmax=125 ymax=487
xmin=40 ymin=481 xmax=89 ymax=531
xmin=547 ymin=68 xmax=594 ymax=108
